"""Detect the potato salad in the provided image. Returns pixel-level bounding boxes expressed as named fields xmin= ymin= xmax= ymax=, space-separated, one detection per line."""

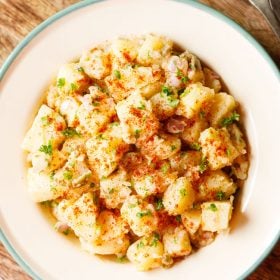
xmin=22 ymin=34 xmax=249 ymax=270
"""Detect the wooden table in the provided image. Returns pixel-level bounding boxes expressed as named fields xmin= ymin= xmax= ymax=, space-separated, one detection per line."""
xmin=0 ymin=0 xmax=279 ymax=279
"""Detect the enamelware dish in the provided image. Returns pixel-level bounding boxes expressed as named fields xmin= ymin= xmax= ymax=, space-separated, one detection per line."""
xmin=0 ymin=0 xmax=279 ymax=279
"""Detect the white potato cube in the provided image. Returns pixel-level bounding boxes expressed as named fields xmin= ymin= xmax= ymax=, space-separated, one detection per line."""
xmin=180 ymin=117 xmax=208 ymax=145
xmin=56 ymin=63 xmax=90 ymax=95
xmin=176 ymin=83 xmax=215 ymax=118
xmin=111 ymin=38 xmax=138 ymax=64
xmin=150 ymin=92 xmax=179 ymax=120
xmin=59 ymin=96 xmax=80 ymax=127
xmin=22 ymin=105 xmax=66 ymax=153
xmin=198 ymin=170 xmax=237 ymax=201
xmin=163 ymin=177 xmax=195 ymax=215
xmin=80 ymin=47 xmax=111 ymax=79
xmin=127 ymin=234 xmax=164 ymax=271
xmin=139 ymin=133 xmax=181 ymax=160
xmin=100 ymin=169 xmax=132 ymax=209
xmin=228 ymin=124 xmax=247 ymax=155
xmin=27 ymin=168 xmax=68 ymax=202
xmin=76 ymin=93 xmax=116 ymax=136
xmin=181 ymin=209 xmax=201 ymax=235
xmin=55 ymin=192 xmax=99 ymax=241
xmin=137 ymin=34 xmax=173 ymax=66
xmin=121 ymin=195 xmax=158 ymax=236
xmin=116 ymin=91 xmax=159 ymax=144
xmin=163 ymin=226 xmax=192 ymax=257
xmin=105 ymin=65 xmax=162 ymax=102
xmin=86 ymin=124 xmax=129 ymax=179
xmin=199 ymin=127 xmax=239 ymax=170
xmin=201 ymin=201 xmax=233 ymax=232
xmin=209 ymin=93 xmax=236 ymax=127
xmin=80 ymin=210 xmax=129 ymax=255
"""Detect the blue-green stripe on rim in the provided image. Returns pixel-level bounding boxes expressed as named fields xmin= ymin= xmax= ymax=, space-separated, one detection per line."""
xmin=0 ymin=0 xmax=279 ymax=279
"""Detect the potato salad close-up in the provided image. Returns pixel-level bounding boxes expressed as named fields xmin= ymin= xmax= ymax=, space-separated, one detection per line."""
xmin=22 ymin=34 xmax=249 ymax=271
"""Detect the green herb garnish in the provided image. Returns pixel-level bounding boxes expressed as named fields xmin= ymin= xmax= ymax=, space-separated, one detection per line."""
xmin=162 ymin=85 xmax=172 ymax=96
xmin=57 ymin=78 xmax=66 ymax=88
xmin=180 ymin=188 xmax=187 ymax=197
xmin=39 ymin=142 xmax=53 ymax=155
xmin=208 ymin=203 xmax=218 ymax=212
xmin=199 ymin=157 xmax=208 ymax=173
xmin=62 ymin=128 xmax=80 ymax=137
xmin=136 ymin=210 xmax=152 ymax=218
xmin=155 ymin=198 xmax=164 ymax=211
xmin=216 ymin=191 xmax=226 ymax=201
xmin=63 ymin=170 xmax=73 ymax=180
xmin=189 ymin=143 xmax=201 ymax=151
xmin=114 ymin=70 xmax=121 ymax=79
xmin=220 ymin=112 xmax=240 ymax=127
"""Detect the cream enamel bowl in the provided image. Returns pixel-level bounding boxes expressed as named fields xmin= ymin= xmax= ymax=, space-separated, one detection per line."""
xmin=0 ymin=0 xmax=279 ymax=279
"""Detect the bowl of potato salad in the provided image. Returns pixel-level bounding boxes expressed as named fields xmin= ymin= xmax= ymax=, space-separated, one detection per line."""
xmin=0 ymin=1 xmax=279 ymax=280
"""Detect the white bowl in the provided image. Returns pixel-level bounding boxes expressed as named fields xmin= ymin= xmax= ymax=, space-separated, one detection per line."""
xmin=0 ymin=0 xmax=279 ymax=279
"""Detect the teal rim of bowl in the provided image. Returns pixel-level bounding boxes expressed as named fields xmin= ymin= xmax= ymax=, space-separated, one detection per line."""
xmin=0 ymin=0 xmax=279 ymax=279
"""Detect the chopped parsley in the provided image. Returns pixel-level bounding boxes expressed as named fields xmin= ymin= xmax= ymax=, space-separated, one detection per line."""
xmin=63 ymin=170 xmax=73 ymax=180
xmin=189 ymin=143 xmax=201 ymax=151
xmin=63 ymin=228 xmax=70 ymax=235
xmin=50 ymin=171 xmax=55 ymax=180
xmin=41 ymin=116 xmax=50 ymax=126
xmin=168 ymin=98 xmax=179 ymax=108
xmin=39 ymin=142 xmax=53 ymax=155
xmin=216 ymin=191 xmax=226 ymax=201
xmin=175 ymin=215 xmax=182 ymax=222
xmin=150 ymin=233 xmax=160 ymax=247
xmin=176 ymin=69 xmax=188 ymax=83
xmin=162 ymin=85 xmax=172 ymax=96
xmin=136 ymin=210 xmax=152 ymax=218
xmin=128 ymin=204 xmax=137 ymax=209
xmin=77 ymin=66 xmax=84 ymax=72
xmin=208 ymin=203 xmax=218 ymax=212
xmin=171 ymin=145 xmax=177 ymax=151
xmin=220 ymin=112 xmax=240 ymax=127
xmin=70 ymin=83 xmax=77 ymax=91
xmin=113 ymin=69 xmax=121 ymax=79
xmin=180 ymin=88 xmax=191 ymax=98
xmin=199 ymin=157 xmax=208 ymax=173
xmin=180 ymin=188 xmax=187 ymax=197
xmin=155 ymin=198 xmax=164 ymax=211
xmin=57 ymin=77 xmax=65 ymax=88
xmin=116 ymin=256 xmax=127 ymax=263
xmin=108 ymin=188 xmax=115 ymax=194
xmin=62 ymin=128 xmax=80 ymax=137
xmin=226 ymin=148 xmax=231 ymax=156
xmin=137 ymin=241 xmax=145 ymax=249
xmin=137 ymin=102 xmax=146 ymax=110
xmin=160 ymin=163 xmax=170 ymax=174
xmin=134 ymin=129 xmax=141 ymax=138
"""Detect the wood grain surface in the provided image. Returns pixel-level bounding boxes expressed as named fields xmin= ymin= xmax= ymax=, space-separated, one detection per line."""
xmin=0 ymin=0 xmax=279 ymax=279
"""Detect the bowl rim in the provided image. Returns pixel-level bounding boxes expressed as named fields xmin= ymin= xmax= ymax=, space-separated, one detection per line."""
xmin=0 ymin=0 xmax=279 ymax=279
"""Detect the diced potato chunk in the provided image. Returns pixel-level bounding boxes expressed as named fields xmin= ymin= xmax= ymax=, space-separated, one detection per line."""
xmin=198 ymin=170 xmax=237 ymax=201
xmin=80 ymin=47 xmax=111 ymax=79
xmin=180 ymin=117 xmax=208 ymax=145
xmin=163 ymin=177 xmax=195 ymax=215
xmin=132 ymin=168 xmax=177 ymax=198
xmin=139 ymin=133 xmax=181 ymax=160
xmin=137 ymin=34 xmax=173 ymax=66
xmin=209 ymin=93 xmax=236 ymax=127
xmin=181 ymin=209 xmax=201 ymax=235
xmin=199 ymin=127 xmax=239 ymax=170
xmin=76 ymin=93 xmax=116 ymax=136
xmin=232 ymin=155 xmax=249 ymax=180
xmin=54 ymin=192 xmax=99 ymax=241
xmin=100 ymin=169 xmax=132 ymax=209
xmin=121 ymin=195 xmax=158 ymax=236
xmin=80 ymin=211 xmax=129 ymax=255
xmin=56 ymin=63 xmax=90 ymax=94
xmin=163 ymin=226 xmax=192 ymax=257
xmin=116 ymin=91 xmax=159 ymax=144
xmin=27 ymin=168 xmax=68 ymax=202
xmin=54 ymin=151 xmax=92 ymax=187
xmin=106 ymin=65 xmax=162 ymax=102
xmin=169 ymin=151 xmax=201 ymax=179
xmin=86 ymin=123 xmax=129 ymax=179
xmin=127 ymin=234 xmax=164 ymax=271
xmin=59 ymin=96 xmax=80 ymax=127
xmin=176 ymin=83 xmax=215 ymax=118
xmin=111 ymin=38 xmax=138 ymax=64
xmin=22 ymin=104 xmax=66 ymax=153
xmin=201 ymin=201 xmax=233 ymax=232
xmin=150 ymin=91 xmax=179 ymax=120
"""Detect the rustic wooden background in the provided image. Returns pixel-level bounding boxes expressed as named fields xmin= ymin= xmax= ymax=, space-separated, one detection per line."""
xmin=0 ymin=0 xmax=279 ymax=279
